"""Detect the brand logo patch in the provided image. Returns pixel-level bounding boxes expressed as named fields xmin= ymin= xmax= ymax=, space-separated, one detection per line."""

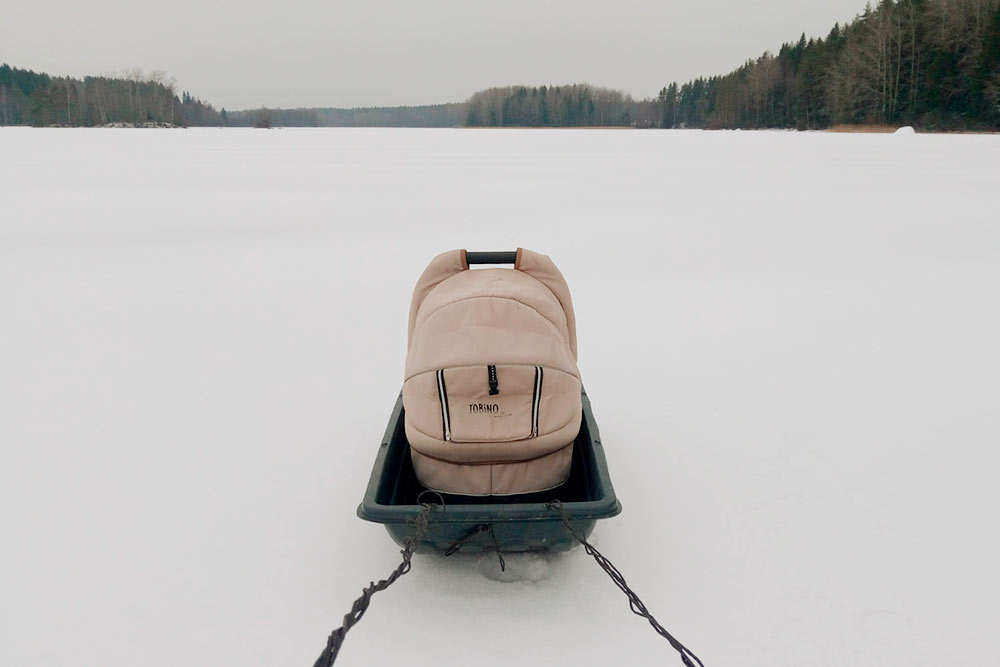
xmin=468 ymin=403 xmax=499 ymax=414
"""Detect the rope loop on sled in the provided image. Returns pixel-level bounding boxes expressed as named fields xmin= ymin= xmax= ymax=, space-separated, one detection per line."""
xmin=443 ymin=523 xmax=506 ymax=572
xmin=546 ymin=500 xmax=706 ymax=667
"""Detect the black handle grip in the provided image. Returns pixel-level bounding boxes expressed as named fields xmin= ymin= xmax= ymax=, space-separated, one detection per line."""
xmin=466 ymin=251 xmax=517 ymax=265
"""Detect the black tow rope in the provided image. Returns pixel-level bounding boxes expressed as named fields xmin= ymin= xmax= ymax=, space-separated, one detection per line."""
xmin=314 ymin=500 xmax=705 ymax=667
xmin=546 ymin=500 xmax=705 ymax=667
xmin=312 ymin=502 xmax=434 ymax=667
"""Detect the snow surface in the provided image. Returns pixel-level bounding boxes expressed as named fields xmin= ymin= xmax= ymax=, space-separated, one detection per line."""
xmin=2 ymin=127 xmax=999 ymax=667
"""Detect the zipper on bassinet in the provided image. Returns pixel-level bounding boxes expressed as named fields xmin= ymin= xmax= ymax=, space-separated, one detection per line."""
xmin=487 ymin=364 xmax=499 ymax=395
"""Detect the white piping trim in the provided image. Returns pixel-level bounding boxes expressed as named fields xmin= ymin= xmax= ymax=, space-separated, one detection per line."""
xmin=436 ymin=369 xmax=451 ymax=441
xmin=531 ymin=366 xmax=543 ymax=437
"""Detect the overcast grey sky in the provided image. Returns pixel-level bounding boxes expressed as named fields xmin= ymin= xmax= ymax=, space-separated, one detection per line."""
xmin=3 ymin=0 xmax=868 ymax=110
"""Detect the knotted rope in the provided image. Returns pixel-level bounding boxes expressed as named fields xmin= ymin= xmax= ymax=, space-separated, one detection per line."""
xmin=546 ymin=500 xmax=705 ymax=667
xmin=312 ymin=502 xmax=434 ymax=667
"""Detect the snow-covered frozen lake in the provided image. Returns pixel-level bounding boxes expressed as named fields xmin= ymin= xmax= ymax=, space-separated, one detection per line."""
xmin=2 ymin=127 xmax=999 ymax=667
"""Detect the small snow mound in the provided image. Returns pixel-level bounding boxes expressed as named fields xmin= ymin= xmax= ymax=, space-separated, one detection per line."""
xmin=895 ymin=126 xmax=916 ymax=134
xmin=478 ymin=552 xmax=553 ymax=583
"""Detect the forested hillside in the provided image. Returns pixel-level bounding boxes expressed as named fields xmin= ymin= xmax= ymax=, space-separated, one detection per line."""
xmin=661 ymin=0 xmax=1000 ymax=129
xmin=0 ymin=65 xmax=221 ymax=126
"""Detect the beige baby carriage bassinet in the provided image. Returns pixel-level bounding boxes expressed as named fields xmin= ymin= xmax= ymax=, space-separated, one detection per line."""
xmin=402 ymin=248 xmax=582 ymax=496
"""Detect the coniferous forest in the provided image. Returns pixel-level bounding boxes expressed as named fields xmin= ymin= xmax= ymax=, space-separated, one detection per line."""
xmin=2 ymin=0 xmax=998 ymax=130
xmin=0 ymin=65 xmax=221 ymax=127
xmin=661 ymin=0 xmax=1000 ymax=129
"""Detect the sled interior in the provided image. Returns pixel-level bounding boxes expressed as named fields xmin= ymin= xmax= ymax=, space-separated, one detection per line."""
xmin=357 ymin=389 xmax=622 ymax=553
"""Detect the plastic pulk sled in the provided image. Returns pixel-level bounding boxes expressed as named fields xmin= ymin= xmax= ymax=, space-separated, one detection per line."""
xmin=313 ymin=250 xmax=704 ymax=667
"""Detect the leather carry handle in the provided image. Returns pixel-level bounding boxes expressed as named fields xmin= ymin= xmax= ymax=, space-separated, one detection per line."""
xmin=466 ymin=251 xmax=517 ymax=265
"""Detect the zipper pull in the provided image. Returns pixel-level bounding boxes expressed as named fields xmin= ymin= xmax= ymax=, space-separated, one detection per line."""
xmin=487 ymin=364 xmax=499 ymax=395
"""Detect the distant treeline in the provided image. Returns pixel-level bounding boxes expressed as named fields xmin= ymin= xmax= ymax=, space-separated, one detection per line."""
xmin=0 ymin=63 xmax=464 ymax=128
xmin=464 ymin=84 xmax=657 ymax=127
xmin=230 ymin=83 xmax=658 ymax=129
xmin=662 ymin=0 xmax=1000 ymax=130
xmin=3 ymin=0 xmax=998 ymax=131
xmin=224 ymin=103 xmax=465 ymax=127
xmin=0 ymin=64 xmax=221 ymax=127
